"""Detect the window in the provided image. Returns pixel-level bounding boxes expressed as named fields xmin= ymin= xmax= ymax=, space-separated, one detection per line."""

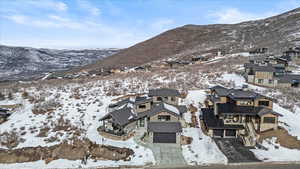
xmin=171 ymin=97 xmax=176 ymax=101
xmin=239 ymin=100 xmax=252 ymax=106
xmin=157 ymin=97 xmax=162 ymax=101
xmin=259 ymin=100 xmax=270 ymax=107
xmin=269 ymin=79 xmax=273 ymax=84
xmin=263 ymin=117 xmax=275 ymax=123
xmin=258 ymin=79 xmax=263 ymax=84
xmin=158 ymin=115 xmax=170 ymax=121
xmin=140 ymin=118 xmax=145 ymax=127
xmin=138 ymin=104 xmax=146 ymax=109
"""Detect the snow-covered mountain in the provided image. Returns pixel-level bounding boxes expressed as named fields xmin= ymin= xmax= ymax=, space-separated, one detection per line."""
xmin=0 ymin=45 xmax=119 ymax=81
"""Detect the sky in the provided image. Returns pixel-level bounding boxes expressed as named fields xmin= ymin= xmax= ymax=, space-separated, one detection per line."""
xmin=0 ymin=0 xmax=299 ymax=49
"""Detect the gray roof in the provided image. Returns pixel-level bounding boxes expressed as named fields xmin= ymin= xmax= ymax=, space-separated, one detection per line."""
xmin=258 ymin=108 xmax=282 ymax=117
xmin=148 ymin=88 xmax=180 ymax=97
xmin=148 ymin=122 xmax=182 ymax=133
xmin=137 ymin=103 xmax=186 ymax=119
xmin=101 ymin=107 xmax=136 ymax=127
xmin=210 ymin=85 xmax=229 ymax=96
xmin=211 ymin=86 xmax=268 ymax=100
xmin=277 ymin=74 xmax=300 ymax=83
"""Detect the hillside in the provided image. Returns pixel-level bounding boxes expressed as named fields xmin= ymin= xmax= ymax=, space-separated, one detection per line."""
xmin=0 ymin=45 xmax=119 ymax=81
xmin=79 ymin=7 xmax=300 ymax=71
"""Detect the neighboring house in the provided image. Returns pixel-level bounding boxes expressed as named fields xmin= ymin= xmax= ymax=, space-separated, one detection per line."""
xmin=165 ymin=61 xmax=190 ymax=69
xmin=191 ymin=55 xmax=208 ymax=62
xmin=0 ymin=108 xmax=10 ymax=124
xmin=249 ymin=48 xmax=268 ymax=55
xmin=244 ymin=55 xmax=300 ymax=88
xmin=202 ymin=86 xmax=282 ymax=147
xmin=99 ymin=88 xmax=187 ymax=144
xmin=149 ymin=88 xmax=181 ymax=105
xmin=283 ymin=47 xmax=300 ymax=61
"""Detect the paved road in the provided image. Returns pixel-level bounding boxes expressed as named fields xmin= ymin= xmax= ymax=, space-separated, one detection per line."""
xmin=144 ymin=164 xmax=300 ymax=169
xmin=214 ymin=138 xmax=260 ymax=163
xmin=148 ymin=143 xmax=187 ymax=167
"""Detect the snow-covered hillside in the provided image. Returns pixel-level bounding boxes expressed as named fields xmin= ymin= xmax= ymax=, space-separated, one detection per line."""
xmin=0 ymin=45 xmax=119 ymax=81
xmin=0 ymin=53 xmax=299 ymax=168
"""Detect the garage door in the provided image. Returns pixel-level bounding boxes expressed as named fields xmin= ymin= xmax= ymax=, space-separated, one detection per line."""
xmin=153 ymin=132 xmax=176 ymax=143
xmin=213 ymin=129 xmax=224 ymax=137
xmin=225 ymin=129 xmax=236 ymax=137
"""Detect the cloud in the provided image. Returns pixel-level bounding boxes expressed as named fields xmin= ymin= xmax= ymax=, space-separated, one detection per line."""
xmin=27 ymin=0 xmax=68 ymax=11
xmin=5 ymin=15 xmax=28 ymax=24
xmin=77 ymin=0 xmax=101 ymax=16
xmin=211 ymin=8 xmax=275 ymax=24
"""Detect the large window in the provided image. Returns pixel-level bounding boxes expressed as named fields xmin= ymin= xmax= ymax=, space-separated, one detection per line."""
xmin=140 ymin=118 xmax=145 ymax=127
xmin=259 ymin=100 xmax=270 ymax=107
xmin=138 ymin=104 xmax=146 ymax=109
xmin=263 ymin=117 xmax=275 ymax=123
xmin=158 ymin=115 xmax=170 ymax=121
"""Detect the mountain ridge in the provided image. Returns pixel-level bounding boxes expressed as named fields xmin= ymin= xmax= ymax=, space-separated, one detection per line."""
xmin=78 ymin=7 xmax=300 ymax=72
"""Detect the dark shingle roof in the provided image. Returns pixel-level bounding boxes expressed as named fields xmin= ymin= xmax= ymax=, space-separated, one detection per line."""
xmin=201 ymin=108 xmax=244 ymax=129
xmin=101 ymin=107 xmax=136 ymax=127
xmin=211 ymin=86 xmax=266 ymax=100
xmin=139 ymin=103 xmax=183 ymax=118
xmin=257 ymin=108 xmax=282 ymax=117
xmin=148 ymin=88 xmax=180 ymax=97
xmin=217 ymin=103 xmax=264 ymax=116
xmin=148 ymin=122 xmax=182 ymax=133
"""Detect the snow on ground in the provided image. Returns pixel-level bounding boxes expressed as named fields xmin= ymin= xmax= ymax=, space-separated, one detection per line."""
xmin=274 ymin=104 xmax=300 ymax=138
xmin=182 ymin=127 xmax=228 ymax=165
xmin=0 ymin=83 xmax=155 ymax=168
xmin=181 ymin=90 xmax=228 ymax=165
xmin=252 ymin=138 xmax=300 ymax=162
xmin=218 ymin=73 xmax=265 ymax=91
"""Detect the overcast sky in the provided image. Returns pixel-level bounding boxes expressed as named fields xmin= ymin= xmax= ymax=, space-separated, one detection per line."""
xmin=0 ymin=0 xmax=299 ymax=49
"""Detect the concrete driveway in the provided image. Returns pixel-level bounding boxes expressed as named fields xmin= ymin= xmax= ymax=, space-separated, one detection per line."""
xmin=148 ymin=143 xmax=187 ymax=167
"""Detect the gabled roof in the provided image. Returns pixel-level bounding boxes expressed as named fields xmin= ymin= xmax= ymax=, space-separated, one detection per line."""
xmin=148 ymin=122 xmax=182 ymax=133
xmin=101 ymin=107 xmax=136 ymax=127
xmin=148 ymin=88 xmax=180 ymax=97
xmin=257 ymin=108 xmax=282 ymax=117
xmin=210 ymin=86 xmax=267 ymax=100
xmin=137 ymin=103 xmax=186 ymax=119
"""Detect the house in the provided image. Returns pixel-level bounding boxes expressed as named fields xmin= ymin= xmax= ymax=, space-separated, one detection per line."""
xmin=202 ymin=86 xmax=282 ymax=146
xmin=99 ymin=88 xmax=187 ymax=144
xmin=244 ymin=55 xmax=300 ymax=88
xmin=191 ymin=55 xmax=208 ymax=62
xmin=165 ymin=61 xmax=190 ymax=69
xmin=0 ymin=108 xmax=10 ymax=124
xmin=148 ymin=88 xmax=181 ymax=105
xmin=283 ymin=48 xmax=300 ymax=60
xmin=249 ymin=48 xmax=268 ymax=55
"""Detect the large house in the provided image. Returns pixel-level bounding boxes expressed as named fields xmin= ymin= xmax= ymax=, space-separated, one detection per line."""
xmin=244 ymin=54 xmax=300 ymax=88
xmin=202 ymin=86 xmax=282 ymax=146
xmin=100 ymin=88 xmax=187 ymax=144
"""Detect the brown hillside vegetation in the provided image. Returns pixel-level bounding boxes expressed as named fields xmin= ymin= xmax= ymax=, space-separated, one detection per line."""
xmin=259 ymin=128 xmax=300 ymax=149
xmin=77 ymin=7 xmax=300 ymax=72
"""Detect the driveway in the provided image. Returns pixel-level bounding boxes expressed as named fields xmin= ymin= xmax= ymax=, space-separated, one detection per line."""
xmin=148 ymin=143 xmax=187 ymax=167
xmin=145 ymin=164 xmax=300 ymax=169
xmin=214 ymin=138 xmax=260 ymax=163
